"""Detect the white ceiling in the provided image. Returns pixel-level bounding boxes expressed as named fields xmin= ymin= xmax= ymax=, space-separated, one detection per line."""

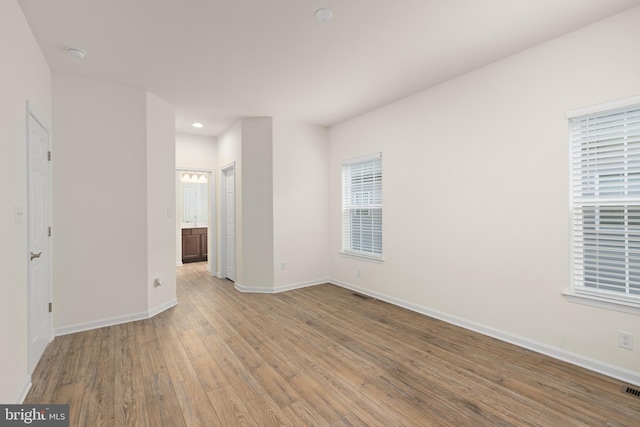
xmin=18 ymin=0 xmax=640 ymax=136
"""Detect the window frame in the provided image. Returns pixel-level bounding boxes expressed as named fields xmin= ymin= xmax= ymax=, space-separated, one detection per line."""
xmin=567 ymin=95 xmax=640 ymax=314
xmin=341 ymin=153 xmax=383 ymax=261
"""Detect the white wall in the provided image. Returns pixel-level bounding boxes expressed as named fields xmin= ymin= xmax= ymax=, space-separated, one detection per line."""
xmin=146 ymin=92 xmax=177 ymax=314
xmin=0 ymin=0 xmax=52 ymax=404
xmin=273 ymin=120 xmax=329 ymax=289
xmin=176 ymin=132 xmax=216 ymax=170
xmin=329 ymin=6 xmax=640 ymax=382
xmin=52 ymin=74 xmax=148 ymax=330
xmin=208 ymin=118 xmax=275 ymax=291
xmin=240 ymin=118 xmax=274 ymax=291
xmin=215 ymin=119 xmax=330 ymax=292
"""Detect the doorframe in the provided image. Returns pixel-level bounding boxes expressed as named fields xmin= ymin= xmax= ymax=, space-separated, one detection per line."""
xmin=175 ymin=167 xmax=215 ymax=275
xmin=26 ymin=100 xmax=53 ymax=373
xmin=220 ymin=162 xmax=235 ymax=280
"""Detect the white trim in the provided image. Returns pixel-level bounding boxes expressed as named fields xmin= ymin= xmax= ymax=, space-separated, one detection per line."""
xmin=55 ymin=312 xmax=149 ymax=336
xmin=566 ymin=94 xmax=640 ymax=118
xmin=342 ymin=151 xmax=382 ymax=165
xmin=330 ymin=279 xmax=640 ymax=387
xmin=17 ymin=376 xmax=32 ymax=404
xmin=176 ymin=166 xmax=214 ymax=173
xmin=148 ymin=298 xmax=179 ymax=318
xmin=216 ymin=272 xmax=223 ymax=279
xmin=273 ymin=278 xmax=329 ymax=293
xmin=234 ymin=283 xmax=272 ymax=294
xmin=54 ymin=299 xmax=178 ymax=336
xmin=339 ymin=251 xmax=384 ymax=262
xmin=563 ymin=291 xmax=640 ymax=316
xmin=234 ymin=278 xmax=329 ymax=294
xmin=176 ymin=262 xmax=184 ymax=267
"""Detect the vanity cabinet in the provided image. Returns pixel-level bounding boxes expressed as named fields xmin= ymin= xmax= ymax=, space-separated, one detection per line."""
xmin=182 ymin=227 xmax=207 ymax=263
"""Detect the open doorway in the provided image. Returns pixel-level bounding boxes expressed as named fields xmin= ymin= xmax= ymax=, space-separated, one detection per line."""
xmin=176 ymin=169 xmax=215 ymax=274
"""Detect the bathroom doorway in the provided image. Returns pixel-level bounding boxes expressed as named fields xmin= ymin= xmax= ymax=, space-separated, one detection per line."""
xmin=176 ymin=169 xmax=215 ymax=274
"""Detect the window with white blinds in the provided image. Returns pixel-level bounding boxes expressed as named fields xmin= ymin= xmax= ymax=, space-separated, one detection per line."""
xmin=342 ymin=154 xmax=382 ymax=259
xmin=570 ymin=103 xmax=640 ymax=301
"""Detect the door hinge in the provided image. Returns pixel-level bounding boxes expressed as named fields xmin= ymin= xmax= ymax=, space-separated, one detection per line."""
xmin=48 ymin=302 xmax=52 ymax=313
xmin=48 ymin=226 xmax=52 ymax=237
xmin=48 ymin=151 xmax=51 ymax=161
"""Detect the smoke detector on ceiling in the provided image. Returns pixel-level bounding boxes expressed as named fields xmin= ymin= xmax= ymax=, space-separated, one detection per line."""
xmin=314 ymin=8 xmax=333 ymax=22
xmin=66 ymin=47 xmax=87 ymax=59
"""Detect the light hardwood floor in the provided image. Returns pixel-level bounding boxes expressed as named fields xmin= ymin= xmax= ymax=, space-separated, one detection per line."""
xmin=26 ymin=262 xmax=640 ymax=426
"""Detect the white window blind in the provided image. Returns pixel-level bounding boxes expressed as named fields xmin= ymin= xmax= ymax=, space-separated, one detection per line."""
xmin=570 ymin=103 xmax=640 ymax=300
xmin=342 ymin=154 xmax=382 ymax=258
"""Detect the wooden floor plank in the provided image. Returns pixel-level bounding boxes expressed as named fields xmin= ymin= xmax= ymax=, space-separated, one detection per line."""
xmin=156 ymin=324 xmax=199 ymax=384
xmin=77 ymin=328 xmax=116 ymax=427
xmin=206 ymin=385 xmax=258 ymax=426
xmin=243 ymin=394 xmax=295 ymax=427
xmin=24 ymin=262 xmax=640 ymax=426
xmin=199 ymin=332 xmax=266 ymax=401
xmin=282 ymin=400 xmax=331 ymax=427
xmin=114 ymin=322 xmax=149 ymax=427
xmin=24 ymin=335 xmax=69 ymax=403
xmin=177 ymin=328 xmax=210 ymax=360
xmin=173 ymin=378 xmax=220 ymax=427
xmin=142 ymin=372 xmax=186 ymax=427
xmin=188 ymin=353 xmax=229 ymax=393
xmin=137 ymin=336 xmax=167 ymax=379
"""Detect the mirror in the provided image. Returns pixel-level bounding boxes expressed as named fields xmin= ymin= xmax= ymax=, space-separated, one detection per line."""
xmin=180 ymin=172 xmax=208 ymax=227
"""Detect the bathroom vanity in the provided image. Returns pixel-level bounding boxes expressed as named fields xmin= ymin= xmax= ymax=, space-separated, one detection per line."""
xmin=181 ymin=226 xmax=207 ymax=263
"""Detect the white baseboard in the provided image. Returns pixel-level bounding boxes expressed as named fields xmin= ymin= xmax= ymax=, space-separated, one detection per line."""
xmin=54 ymin=299 xmax=178 ymax=336
xmin=234 ymin=285 xmax=268 ymax=293
xmin=17 ymin=376 xmax=31 ymax=403
xmin=176 ymin=262 xmax=184 ymax=267
xmin=234 ymin=278 xmax=329 ymax=294
xmin=148 ymin=298 xmax=178 ymax=318
xmin=329 ymin=279 xmax=640 ymax=387
xmin=273 ymin=278 xmax=330 ymax=293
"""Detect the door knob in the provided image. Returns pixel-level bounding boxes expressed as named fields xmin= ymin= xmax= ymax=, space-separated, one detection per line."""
xmin=30 ymin=251 xmax=42 ymax=260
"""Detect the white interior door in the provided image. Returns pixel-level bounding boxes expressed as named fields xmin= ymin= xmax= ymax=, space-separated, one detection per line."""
xmin=27 ymin=108 xmax=51 ymax=373
xmin=224 ymin=167 xmax=235 ymax=281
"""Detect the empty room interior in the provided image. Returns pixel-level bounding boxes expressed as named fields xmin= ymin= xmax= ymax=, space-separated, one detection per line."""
xmin=2 ymin=0 xmax=640 ymax=425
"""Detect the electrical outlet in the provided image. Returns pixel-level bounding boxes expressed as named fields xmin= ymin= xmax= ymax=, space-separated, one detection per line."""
xmin=281 ymin=262 xmax=286 ymax=270
xmin=357 ymin=269 xmax=361 ymax=278
xmin=618 ymin=331 xmax=633 ymax=350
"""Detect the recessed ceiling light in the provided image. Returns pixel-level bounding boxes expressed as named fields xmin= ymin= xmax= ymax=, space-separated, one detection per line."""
xmin=66 ymin=47 xmax=87 ymax=59
xmin=192 ymin=122 xmax=204 ymax=128
xmin=314 ymin=8 xmax=333 ymax=22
